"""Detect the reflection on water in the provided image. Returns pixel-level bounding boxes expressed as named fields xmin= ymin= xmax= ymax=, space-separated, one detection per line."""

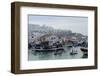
xmin=28 ymin=46 xmax=88 ymax=61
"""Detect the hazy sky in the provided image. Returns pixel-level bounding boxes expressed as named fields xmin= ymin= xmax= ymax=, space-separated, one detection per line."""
xmin=28 ymin=15 xmax=88 ymax=35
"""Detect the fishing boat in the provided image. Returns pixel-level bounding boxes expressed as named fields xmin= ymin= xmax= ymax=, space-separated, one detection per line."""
xmin=33 ymin=40 xmax=64 ymax=53
xmin=80 ymin=47 xmax=88 ymax=52
xmin=35 ymin=49 xmax=55 ymax=52
xmin=80 ymin=47 xmax=88 ymax=58
xmin=70 ymin=47 xmax=77 ymax=55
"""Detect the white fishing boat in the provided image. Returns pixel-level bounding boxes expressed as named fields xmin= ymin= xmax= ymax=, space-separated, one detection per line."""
xmin=70 ymin=47 xmax=78 ymax=55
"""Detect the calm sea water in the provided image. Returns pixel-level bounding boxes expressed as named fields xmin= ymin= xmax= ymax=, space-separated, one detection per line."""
xmin=28 ymin=46 xmax=87 ymax=61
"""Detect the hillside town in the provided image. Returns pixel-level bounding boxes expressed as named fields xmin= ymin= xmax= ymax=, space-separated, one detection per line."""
xmin=28 ymin=24 xmax=88 ymax=59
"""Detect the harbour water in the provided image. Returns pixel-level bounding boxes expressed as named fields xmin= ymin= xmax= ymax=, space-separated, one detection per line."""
xmin=28 ymin=46 xmax=88 ymax=61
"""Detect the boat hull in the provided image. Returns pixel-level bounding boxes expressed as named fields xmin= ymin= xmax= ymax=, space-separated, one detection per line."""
xmin=80 ymin=48 xmax=88 ymax=52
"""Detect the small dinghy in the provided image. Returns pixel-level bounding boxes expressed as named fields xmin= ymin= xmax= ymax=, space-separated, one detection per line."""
xmin=70 ymin=47 xmax=78 ymax=55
